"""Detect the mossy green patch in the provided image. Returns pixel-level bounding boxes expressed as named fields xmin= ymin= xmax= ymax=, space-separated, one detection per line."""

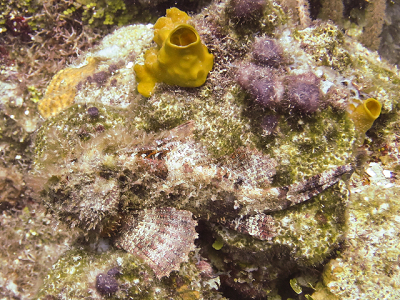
xmin=193 ymin=91 xmax=253 ymax=157
xmin=36 ymin=247 xmax=224 ymax=299
xmin=35 ymin=248 xmax=157 ymax=299
xmin=314 ymin=181 xmax=400 ymax=299
xmin=263 ymin=107 xmax=355 ymax=186
xmin=214 ymin=181 xmax=348 ymax=266
xmin=33 ymin=104 xmax=129 ymax=171
xmin=293 ymin=22 xmax=352 ymax=72
xmin=134 ymin=87 xmax=253 ymax=158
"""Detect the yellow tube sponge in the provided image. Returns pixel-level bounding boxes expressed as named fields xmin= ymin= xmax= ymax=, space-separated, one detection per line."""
xmin=153 ymin=7 xmax=191 ymax=47
xmin=134 ymin=8 xmax=214 ymax=97
xmin=349 ymin=98 xmax=381 ymax=145
xmin=349 ymin=98 xmax=382 ymax=134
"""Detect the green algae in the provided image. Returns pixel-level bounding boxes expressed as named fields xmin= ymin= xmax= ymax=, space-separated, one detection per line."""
xmin=36 ymin=248 xmax=158 ymax=299
xmin=36 ymin=248 xmax=225 ymax=299
xmin=208 ymin=181 xmax=348 ymax=298
xmin=293 ymin=22 xmax=352 ymax=72
xmin=33 ymin=104 xmax=130 ymax=171
xmin=266 ymin=107 xmax=355 ymax=185
xmin=213 ymin=180 xmax=348 ymax=264
xmin=313 ymin=180 xmax=400 ymax=299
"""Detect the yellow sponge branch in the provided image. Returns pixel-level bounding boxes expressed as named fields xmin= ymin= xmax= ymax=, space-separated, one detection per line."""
xmin=153 ymin=7 xmax=191 ymax=46
xmin=349 ymin=98 xmax=382 ymax=144
xmin=134 ymin=8 xmax=214 ymax=97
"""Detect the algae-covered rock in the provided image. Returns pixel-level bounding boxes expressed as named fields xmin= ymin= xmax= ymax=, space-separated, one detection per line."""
xmin=36 ymin=247 xmax=225 ymax=299
xmin=290 ymin=20 xmax=400 ymax=113
xmin=312 ymin=163 xmax=400 ymax=299
xmin=0 ymin=80 xmax=39 ymax=210
xmin=210 ymin=181 xmax=349 ymax=297
xmin=0 ymin=205 xmax=79 ymax=299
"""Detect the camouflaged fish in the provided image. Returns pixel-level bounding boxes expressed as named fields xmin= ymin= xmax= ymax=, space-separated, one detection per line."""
xmin=112 ymin=121 xmax=352 ymax=278
xmin=35 ymin=118 xmax=352 ymax=279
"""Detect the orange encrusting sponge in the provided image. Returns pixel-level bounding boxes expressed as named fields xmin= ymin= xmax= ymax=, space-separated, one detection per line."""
xmin=38 ymin=57 xmax=99 ymax=118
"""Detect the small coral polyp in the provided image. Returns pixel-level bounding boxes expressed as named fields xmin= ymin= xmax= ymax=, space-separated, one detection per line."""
xmin=134 ymin=8 xmax=214 ymax=97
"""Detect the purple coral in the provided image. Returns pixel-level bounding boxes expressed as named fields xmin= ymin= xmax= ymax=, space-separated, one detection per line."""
xmin=235 ymin=63 xmax=283 ymax=110
xmin=252 ymin=37 xmax=284 ymax=67
xmin=228 ymin=0 xmax=267 ymax=23
xmin=92 ymin=71 xmax=110 ymax=87
xmin=236 ymin=65 xmax=322 ymax=115
xmin=284 ymin=73 xmax=322 ymax=114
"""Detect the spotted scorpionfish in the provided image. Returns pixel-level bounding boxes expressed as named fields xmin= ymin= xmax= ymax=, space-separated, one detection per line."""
xmin=33 ymin=110 xmax=352 ymax=280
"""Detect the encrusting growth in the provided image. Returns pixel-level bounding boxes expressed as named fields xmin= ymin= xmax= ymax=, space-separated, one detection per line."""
xmin=252 ymin=37 xmax=284 ymax=67
xmin=38 ymin=57 xmax=99 ymax=118
xmin=227 ymin=0 xmax=267 ymax=24
xmin=284 ymin=72 xmax=322 ymax=114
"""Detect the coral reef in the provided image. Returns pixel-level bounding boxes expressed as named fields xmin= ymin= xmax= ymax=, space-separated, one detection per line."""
xmin=289 ymin=20 xmax=399 ymax=113
xmin=34 ymin=24 xmax=154 ymax=118
xmin=1 ymin=0 xmax=400 ymax=299
xmin=30 ymin=2 xmax=361 ymax=298
xmin=0 ymin=0 xmax=104 ymax=97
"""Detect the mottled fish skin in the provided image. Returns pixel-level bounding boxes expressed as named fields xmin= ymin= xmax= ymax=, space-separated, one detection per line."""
xmin=135 ymin=121 xmax=353 ymax=217
xmin=123 ymin=121 xmax=353 ymax=252
xmin=223 ymin=213 xmax=276 ymax=241
xmin=115 ymin=207 xmax=198 ymax=279
xmin=282 ymin=164 xmax=353 ymax=206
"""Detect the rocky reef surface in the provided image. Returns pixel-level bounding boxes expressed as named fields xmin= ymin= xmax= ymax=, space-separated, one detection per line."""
xmin=1 ymin=0 xmax=400 ymax=299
